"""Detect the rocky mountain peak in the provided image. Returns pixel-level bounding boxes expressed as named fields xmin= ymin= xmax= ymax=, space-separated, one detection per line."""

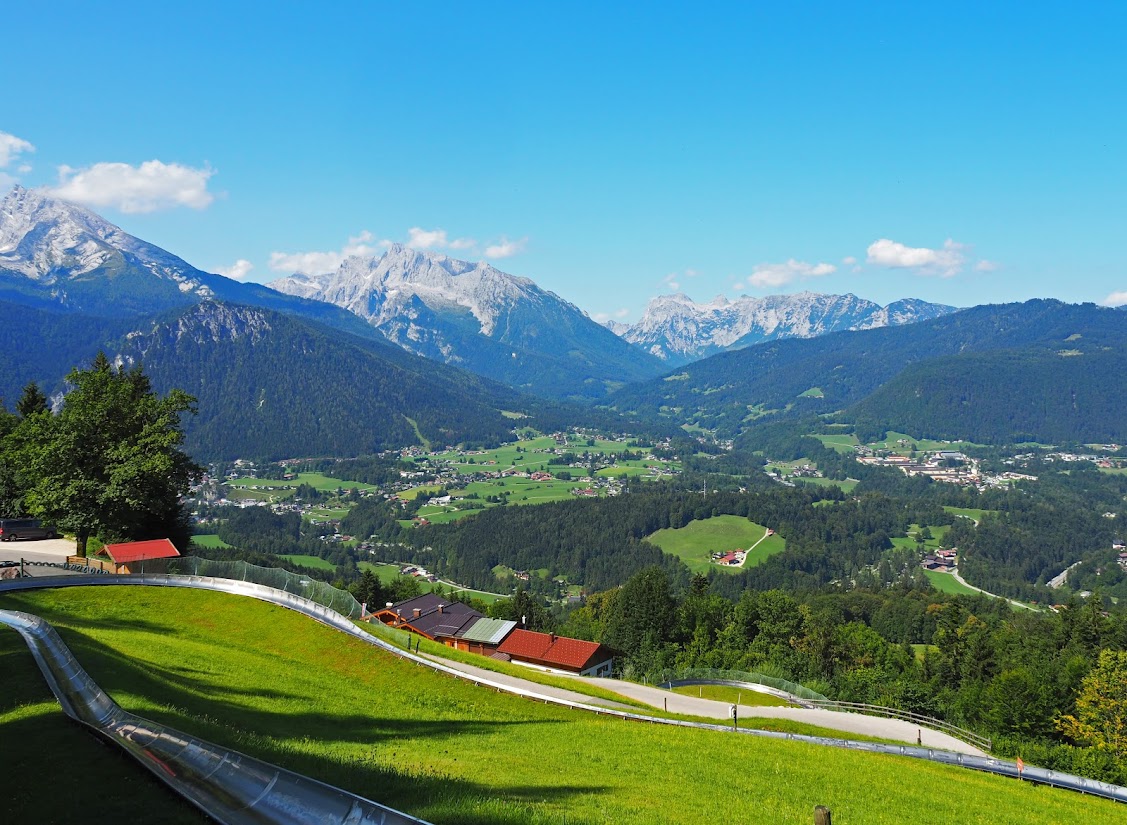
xmin=614 ymin=291 xmax=958 ymax=366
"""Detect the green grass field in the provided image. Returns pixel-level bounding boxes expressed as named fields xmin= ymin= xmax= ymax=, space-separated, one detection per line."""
xmin=419 ymin=436 xmax=679 ymax=481
xmin=796 ymin=476 xmax=859 ymax=492
xmin=672 ymin=684 xmax=794 ymax=708
xmin=190 ymin=533 xmax=232 ymax=549
xmin=890 ymin=524 xmax=950 ymax=553
xmin=279 ymin=553 xmax=335 ymax=571
xmin=226 ymin=472 xmax=382 ymax=502
xmin=923 ymin=569 xmax=981 ymax=596
xmin=867 ymin=432 xmax=985 ymax=455
xmin=943 ymin=506 xmax=994 ymax=524
xmin=646 ymin=515 xmax=786 ymax=575
xmin=911 ymin=644 xmax=939 ymax=661
xmin=811 ymin=433 xmax=860 ymax=453
xmin=0 ymin=627 xmax=207 ymax=823
xmin=0 ymin=586 xmax=1118 ymax=824
xmin=407 ymin=477 xmax=601 ymax=526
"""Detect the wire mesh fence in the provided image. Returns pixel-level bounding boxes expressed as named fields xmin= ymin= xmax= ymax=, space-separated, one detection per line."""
xmin=170 ymin=556 xmax=363 ymax=618
xmin=655 ymin=667 xmax=828 ymax=701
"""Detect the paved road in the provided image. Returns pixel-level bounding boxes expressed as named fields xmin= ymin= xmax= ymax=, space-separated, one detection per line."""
xmin=0 ymin=538 xmax=87 ymax=577
xmin=418 ymin=650 xmax=986 ymax=756
xmin=950 ymin=568 xmax=1037 ymax=611
xmin=572 ymin=676 xmax=987 ymax=756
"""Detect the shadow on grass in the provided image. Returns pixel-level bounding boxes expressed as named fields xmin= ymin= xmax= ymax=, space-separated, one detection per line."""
xmin=3 ymin=623 xmax=609 ymax=824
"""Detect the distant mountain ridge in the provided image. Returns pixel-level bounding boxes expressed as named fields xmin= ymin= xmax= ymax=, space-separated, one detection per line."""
xmin=0 ymin=185 xmax=377 ymax=337
xmin=271 ymin=246 xmax=665 ymax=399
xmin=608 ymin=299 xmax=1127 ymax=445
xmin=613 ymin=291 xmax=956 ymax=365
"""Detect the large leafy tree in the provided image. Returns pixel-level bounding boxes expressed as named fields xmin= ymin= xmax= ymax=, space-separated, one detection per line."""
xmin=1057 ymin=649 xmax=1127 ymax=758
xmin=19 ymin=353 xmax=201 ymax=556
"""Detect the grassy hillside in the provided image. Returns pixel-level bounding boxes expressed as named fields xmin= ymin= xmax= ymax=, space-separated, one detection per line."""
xmin=0 ymin=627 xmax=206 ymax=823
xmin=646 ymin=515 xmax=786 ymax=574
xmin=0 ymin=586 xmax=1121 ymax=824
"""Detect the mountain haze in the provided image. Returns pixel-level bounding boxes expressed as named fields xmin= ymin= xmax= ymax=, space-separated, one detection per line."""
xmin=271 ymin=246 xmax=664 ymax=400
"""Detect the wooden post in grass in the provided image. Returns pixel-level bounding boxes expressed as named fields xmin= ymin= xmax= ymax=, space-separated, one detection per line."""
xmin=814 ymin=805 xmax=831 ymax=825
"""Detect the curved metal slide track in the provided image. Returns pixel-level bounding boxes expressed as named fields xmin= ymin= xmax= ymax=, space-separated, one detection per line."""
xmin=0 ymin=598 xmax=428 ymax=824
xmin=2 ymin=574 xmax=1125 ymax=810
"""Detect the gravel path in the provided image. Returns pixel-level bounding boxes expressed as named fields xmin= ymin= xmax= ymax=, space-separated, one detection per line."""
xmin=420 ymin=652 xmax=987 ymax=756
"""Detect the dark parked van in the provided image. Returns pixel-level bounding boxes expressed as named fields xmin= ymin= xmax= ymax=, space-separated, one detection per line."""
xmin=0 ymin=519 xmax=58 ymax=541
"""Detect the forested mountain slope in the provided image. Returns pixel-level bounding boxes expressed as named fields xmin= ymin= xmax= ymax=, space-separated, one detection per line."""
xmin=105 ymin=302 xmax=551 ymax=460
xmin=846 ymin=346 xmax=1127 ymax=444
xmin=606 ymin=300 xmax=1127 ymax=442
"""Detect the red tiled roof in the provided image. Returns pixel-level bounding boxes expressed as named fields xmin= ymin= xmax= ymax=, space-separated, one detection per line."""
xmin=496 ymin=628 xmax=609 ymax=671
xmin=102 ymin=539 xmax=180 ymax=564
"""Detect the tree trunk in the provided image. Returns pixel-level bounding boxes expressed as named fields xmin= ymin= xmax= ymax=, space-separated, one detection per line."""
xmin=75 ymin=531 xmax=88 ymax=558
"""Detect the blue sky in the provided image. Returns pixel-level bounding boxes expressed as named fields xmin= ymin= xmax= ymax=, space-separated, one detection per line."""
xmin=4 ymin=2 xmax=1126 ymax=320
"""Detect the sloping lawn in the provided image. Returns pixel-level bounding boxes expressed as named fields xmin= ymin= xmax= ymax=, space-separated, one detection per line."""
xmin=1 ymin=586 xmax=1120 ymax=824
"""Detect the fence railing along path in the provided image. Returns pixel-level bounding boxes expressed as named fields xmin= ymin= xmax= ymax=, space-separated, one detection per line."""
xmin=805 ymin=699 xmax=992 ymax=753
xmin=1 ymin=572 xmax=1124 ymax=807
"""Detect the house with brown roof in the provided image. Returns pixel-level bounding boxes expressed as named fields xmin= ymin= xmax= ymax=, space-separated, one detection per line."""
xmin=370 ymin=593 xmax=483 ymax=642
xmin=495 ymin=628 xmax=614 ymax=677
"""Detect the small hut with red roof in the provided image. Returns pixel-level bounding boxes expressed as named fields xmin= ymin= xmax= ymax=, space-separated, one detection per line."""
xmin=101 ymin=539 xmax=180 ymax=575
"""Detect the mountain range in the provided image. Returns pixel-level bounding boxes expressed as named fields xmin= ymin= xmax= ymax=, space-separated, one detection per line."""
xmin=6 ymin=183 xmax=1124 ymax=456
xmin=610 ymin=292 xmax=956 ymax=366
xmin=0 ymin=186 xmax=379 ymax=338
xmin=271 ymin=246 xmax=664 ymax=399
xmin=608 ymin=299 xmax=1127 ymax=446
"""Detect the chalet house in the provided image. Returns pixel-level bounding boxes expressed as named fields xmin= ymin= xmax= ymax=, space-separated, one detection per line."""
xmin=371 ymin=593 xmax=483 ymax=642
xmin=495 ymin=628 xmax=614 ymax=677
xmin=449 ymin=617 xmax=519 ymax=655
xmin=101 ymin=539 xmax=181 ymax=574
xmin=921 ymin=554 xmax=953 ymax=572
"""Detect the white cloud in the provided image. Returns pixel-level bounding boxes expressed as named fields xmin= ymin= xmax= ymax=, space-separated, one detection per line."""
xmin=661 ymin=268 xmax=701 ymax=291
xmin=747 ymin=259 xmax=836 ymax=289
xmin=866 ymin=238 xmax=967 ymax=277
xmin=48 ymin=160 xmax=215 ymax=213
xmin=974 ymin=259 xmax=999 ymax=272
xmin=269 ymin=230 xmax=382 ymax=275
xmin=0 ymin=131 xmax=35 ymax=169
xmin=407 ymin=227 xmax=448 ymax=249
xmin=592 ymin=308 xmax=631 ymax=323
xmin=271 ymin=227 xmax=520 ymax=274
xmin=1101 ymin=291 xmax=1127 ymax=308
xmin=842 ymin=256 xmax=857 ymax=265
xmin=406 ymin=226 xmax=477 ymax=251
xmin=485 ymin=236 xmax=527 ymax=259
xmin=216 ymin=259 xmax=254 ymax=280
